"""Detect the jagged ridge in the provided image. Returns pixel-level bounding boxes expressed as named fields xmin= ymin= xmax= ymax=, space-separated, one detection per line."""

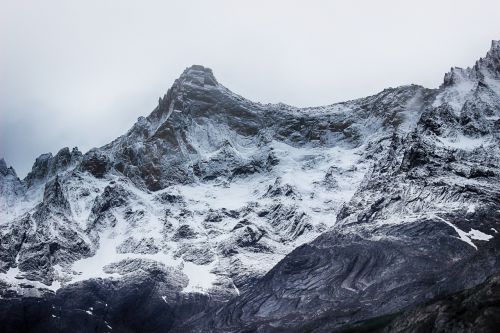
xmin=0 ymin=40 xmax=499 ymax=333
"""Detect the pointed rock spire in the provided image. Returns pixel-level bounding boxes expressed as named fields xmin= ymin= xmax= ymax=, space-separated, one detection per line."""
xmin=0 ymin=158 xmax=17 ymax=177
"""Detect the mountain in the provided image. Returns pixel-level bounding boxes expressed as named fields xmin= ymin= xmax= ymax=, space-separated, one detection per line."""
xmin=0 ymin=41 xmax=499 ymax=332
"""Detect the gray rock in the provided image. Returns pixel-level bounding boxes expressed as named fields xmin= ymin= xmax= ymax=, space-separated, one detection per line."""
xmin=2 ymin=40 xmax=500 ymax=333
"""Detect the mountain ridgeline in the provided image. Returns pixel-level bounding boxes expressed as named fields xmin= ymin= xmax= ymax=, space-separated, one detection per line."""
xmin=1 ymin=42 xmax=500 ymax=332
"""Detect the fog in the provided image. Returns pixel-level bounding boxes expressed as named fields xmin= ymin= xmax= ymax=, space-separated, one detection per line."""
xmin=1 ymin=0 xmax=499 ymax=177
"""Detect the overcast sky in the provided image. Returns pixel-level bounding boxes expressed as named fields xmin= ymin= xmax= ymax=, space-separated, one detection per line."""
xmin=1 ymin=0 xmax=500 ymax=177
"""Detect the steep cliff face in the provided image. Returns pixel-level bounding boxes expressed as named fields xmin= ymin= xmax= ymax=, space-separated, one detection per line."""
xmin=382 ymin=272 xmax=500 ymax=333
xmin=0 ymin=158 xmax=26 ymax=211
xmin=1 ymin=42 xmax=499 ymax=332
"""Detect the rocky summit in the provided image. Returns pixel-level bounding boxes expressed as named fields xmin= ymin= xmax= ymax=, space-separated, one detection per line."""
xmin=1 ymin=41 xmax=500 ymax=333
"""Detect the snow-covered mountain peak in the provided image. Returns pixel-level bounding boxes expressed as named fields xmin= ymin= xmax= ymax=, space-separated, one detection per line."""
xmin=441 ymin=40 xmax=500 ymax=89
xmin=24 ymin=147 xmax=82 ymax=188
xmin=1 ymin=43 xmax=499 ymax=332
xmin=482 ymin=39 xmax=500 ymax=68
xmin=176 ymin=65 xmax=219 ymax=88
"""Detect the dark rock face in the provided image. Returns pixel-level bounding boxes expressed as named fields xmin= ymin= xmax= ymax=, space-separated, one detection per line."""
xmin=87 ymin=184 xmax=130 ymax=231
xmin=1 ymin=42 xmax=500 ymax=332
xmin=79 ymin=151 xmax=111 ymax=179
xmin=265 ymin=203 xmax=312 ymax=240
xmin=0 ymin=275 xmax=214 ymax=333
xmin=173 ymin=225 xmax=197 ymax=240
xmin=0 ymin=214 xmax=30 ymax=272
xmin=40 ymin=176 xmax=71 ymax=214
xmin=182 ymin=210 xmax=500 ymax=333
xmin=309 ymin=272 xmax=500 ymax=333
xmin=382 ymin=272 xmax=500 ymax=333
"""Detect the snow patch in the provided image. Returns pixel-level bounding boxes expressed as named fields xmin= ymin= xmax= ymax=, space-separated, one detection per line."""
xmin=468 ymin=229 xmax=493 ymax=241
xmin=437 ymin=134 xmax=488 ymax=151
xmin=435 ymin=215 xmax=493 ymax=250
xmin=182 ymin=261 xmax=218 ymax=294
xmin=0 ymin=266 xmax=61 ymax=292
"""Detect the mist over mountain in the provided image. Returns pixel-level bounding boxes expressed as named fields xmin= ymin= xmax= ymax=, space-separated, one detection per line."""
xmin=1 ymin=41 xmax=500 ymax=333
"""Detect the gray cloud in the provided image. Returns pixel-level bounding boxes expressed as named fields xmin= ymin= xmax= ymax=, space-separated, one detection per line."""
xmin=1 ymin=0 xmax=500 ymax=177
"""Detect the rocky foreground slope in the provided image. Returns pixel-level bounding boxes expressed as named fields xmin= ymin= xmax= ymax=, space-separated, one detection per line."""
xmin=1 ymin=41 xmax=500 ymax=332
